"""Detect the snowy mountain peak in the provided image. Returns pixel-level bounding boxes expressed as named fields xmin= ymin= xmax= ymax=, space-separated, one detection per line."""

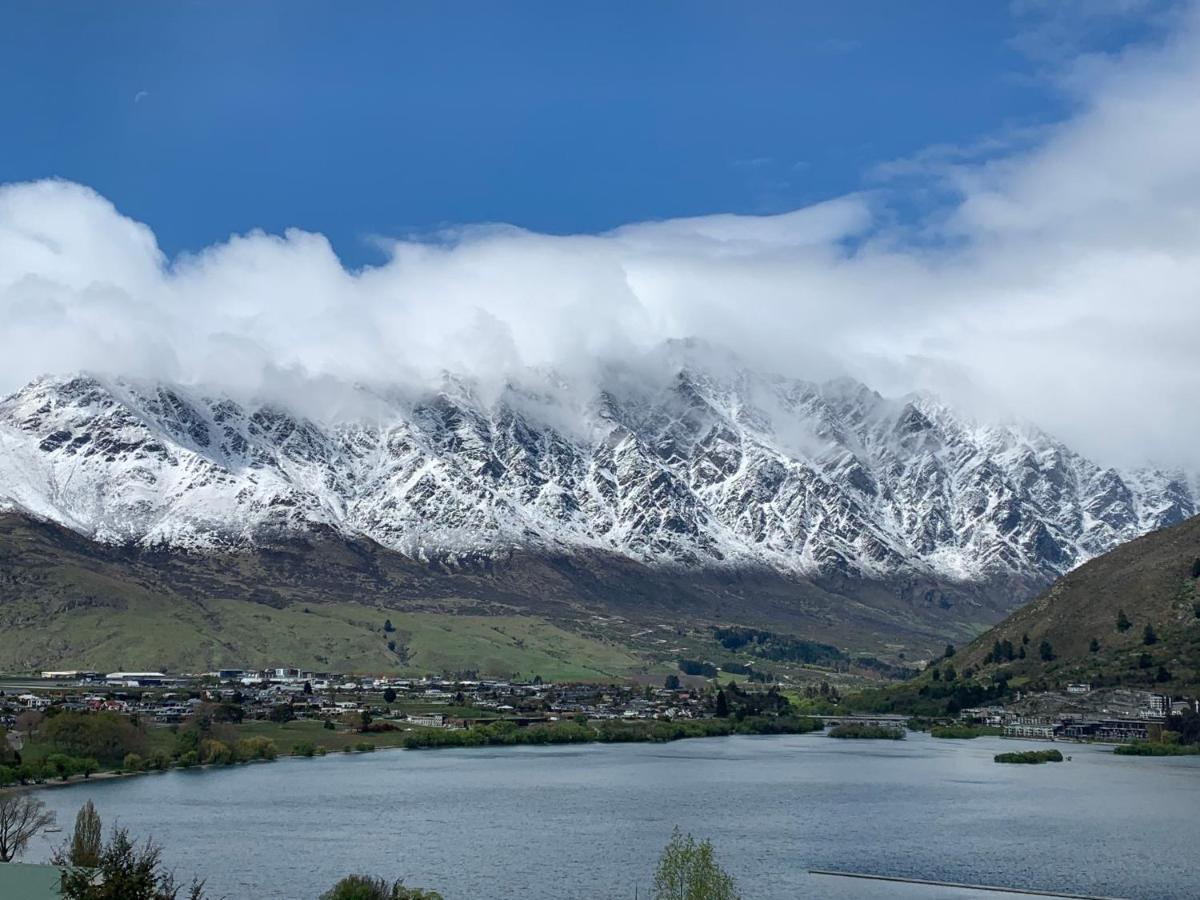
xmin=0 ymin=359 xmax=1193 ymax=586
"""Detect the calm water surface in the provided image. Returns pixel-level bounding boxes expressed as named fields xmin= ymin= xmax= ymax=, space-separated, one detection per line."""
xmin=28 ymin=733 xmax=1200 ymax=899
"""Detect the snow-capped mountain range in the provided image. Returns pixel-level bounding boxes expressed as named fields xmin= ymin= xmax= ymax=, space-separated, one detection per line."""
xmin=0 ymin=343 xmax=1194 ymax=590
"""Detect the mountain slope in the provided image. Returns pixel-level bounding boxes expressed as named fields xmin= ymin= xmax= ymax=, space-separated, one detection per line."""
xmin=0 ymin=509 xmax=1011 ymax=672
xmin=952 ymin=515 xmax=1200 ymax=692
xmin=0 ymin=343 xmax=1192 ymax=599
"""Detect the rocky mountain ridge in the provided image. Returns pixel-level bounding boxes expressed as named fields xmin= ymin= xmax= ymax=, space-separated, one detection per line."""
xmin=0 ymin=348 xmax=1193 ymax=594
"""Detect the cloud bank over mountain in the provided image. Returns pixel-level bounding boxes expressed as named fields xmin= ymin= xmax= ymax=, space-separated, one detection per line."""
xmin=1 ymin=5 xmax=1199 ymax=467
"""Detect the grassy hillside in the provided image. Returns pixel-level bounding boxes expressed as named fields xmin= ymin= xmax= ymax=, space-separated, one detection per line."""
xmin=954 ymin=514 xmax=1200 ymax=693
xmin=0 ymin=510 xmax=1037 ymax=673
xmin=856 ymin=516 xmax=1200 ymax=712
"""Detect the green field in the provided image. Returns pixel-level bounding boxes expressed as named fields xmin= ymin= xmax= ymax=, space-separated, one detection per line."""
xmin=0 ymin=593 xmax=644 ymax=680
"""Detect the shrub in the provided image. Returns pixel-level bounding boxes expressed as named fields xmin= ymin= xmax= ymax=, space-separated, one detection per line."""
xmin=293 ymin=742 xmax=317 ymax=758
xmin=235 ymin=736 xmax=278 ymax=761
xmin=148 ymin=750 xmax=172 ymax=771
xmin=994 ymin=749 xmax=1063 ymax=764
xmin=200 ymin=739 xmax=235 ymax=766
xmin=122 ymin=753 xmax=144 ymax=772
xmin=828 ymin=723 xmax=905 ymax=740
xmin=356 ymin=742 xmax=375 ymax=753
xmin=320 ymin=874 xmax=443 ymax=900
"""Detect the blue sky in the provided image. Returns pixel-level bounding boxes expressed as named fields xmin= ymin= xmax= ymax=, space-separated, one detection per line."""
xmin=1 ymin=2 xmax=1197 ymax=464
xmin=0 ymin=2 xmax=1099 ymax=266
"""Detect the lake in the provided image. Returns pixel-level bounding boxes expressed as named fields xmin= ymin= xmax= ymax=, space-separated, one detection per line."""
xmin=26 ymin=732 xmax=1200 ymax=899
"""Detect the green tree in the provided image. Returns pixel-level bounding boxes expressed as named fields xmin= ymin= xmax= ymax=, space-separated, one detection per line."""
xmin=383 ymin=619 xmax=396 ymax=633
xmin=664 ymin=674 xmax=681 ymax=691
xmin=1191 ymin=557 xmax=1200 ymax=579
xmin=0 ymin=793 xmax=55 ymax=861
xmin=57 ymin=826 xmax=206 ymax=899
xmin=1089 ymin=637 xmax=1100 ymax=653
xmin=46 ymin=753 xmax=77 ymax=781
xmin=1039 ymin=640 xmax=1056 ymax=662
xmin=1143 ymin=624 xmax=1158 ymax=645
xmin=652 ymin=827 xmax=740 ymax=900
xmin=943 ymin=644 xmax=956 ymax=659
xmin=1116 ymin=609 xmax=1132 ymax=632
xmin=383 ymin=688 xmax=397 ymax=704
xmin=1021 ymin=632 xmax=1030 ymax=645
xmin=40 ymin=712 xmax=147 ymax=767
xmin=67 ymin=800 xmax=103 ymax=868
xmin=714 ymin=690 xmax=729 ymax=718
xmin=319 ymin=875 xmax=442 ymax=900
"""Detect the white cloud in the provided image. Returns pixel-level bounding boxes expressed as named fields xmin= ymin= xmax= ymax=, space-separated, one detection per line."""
xmin=2 ymin=7 xmax=1200 ymax=467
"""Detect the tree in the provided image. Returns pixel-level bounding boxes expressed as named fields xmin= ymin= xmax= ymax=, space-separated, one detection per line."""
xmin=1017 ymin=645 xmax=1026 ymax=660
xmin=652 ymin=827 xmax=739 ymax=900
xmin=359 ymin=710 xmax=373 ymax=733
xmin=320 ymin=875 xmax=443 ymax=900
xmin=664 ymin=675 xmax=681 ymax=691
xmin=1089 ymin=637 xmax=1100 ymax=653
xmin=1191 ymin=557 xmax=1200 ymax=579
xmin=39 ymin=712 xmax=147 ymax=767
xmin=1155 ymin=665 xmax=1172 ymax=683
xmin=383 ymin=688 xmax=397 ymax=704
xmin=0 ymin=793 xmax=55 ymax=861
xmin=714 ymin=690 xmax=729 ymax=718
xmin=1021 ymin=633 xmax=1030 ymax=645
xmin=1138 ymin=652 xmax=1153 ymax=669
xmin=67 ymin=800 xmax=103 ymax=868
xmin=943 ymin=644 xmax=956 ymax=659
xmin=14 ymin=709 xmax=44 ymax=736
xmin=1038 ymin=640 xmax=1055 ymax=662
xmin=383 ymin=619 xmax=396 ymax=633
xmin=1143 ymin=624 xmax=1158 ymax=645
xmin=57 ymin=826 xmax=206 ymax=900
xmin=1116 ymin=609 xmax=1132 ymax=633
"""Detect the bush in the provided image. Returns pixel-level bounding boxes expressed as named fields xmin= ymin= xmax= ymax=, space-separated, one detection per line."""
xmin=994 ymin=749 xmax=1063 ymax=764
xmin=828 ymin=723 xmax=905 ymax=740
xmin=177 ymin=751 xmax=199 ymax=768
xmin=123 ymin=753 xmax=144 ymax=772
xmin=320 ymin=874 xmax=442 ymax=900
xmin=1114 ymin=741 xmax=1200 ymax=756
xmin=235 ymin=736 xmax=278 ymax=761
xmin=147 ymin=750 xmax=172 ymax=771
xmin=200 ymin=739 xmax=235 ymax=766
xmin=293 ymin=742 xmax=317 ymax=758
xmin=355 ymin=742 xmax=375 ymax=753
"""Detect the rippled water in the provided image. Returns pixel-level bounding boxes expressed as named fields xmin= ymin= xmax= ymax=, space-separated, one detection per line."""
xmin=27 ymin=733 xmax=1200 ymax=899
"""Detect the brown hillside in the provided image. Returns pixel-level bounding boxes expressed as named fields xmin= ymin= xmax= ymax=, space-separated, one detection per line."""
xmin=956 ymin=515 xmax=1200 ymax=692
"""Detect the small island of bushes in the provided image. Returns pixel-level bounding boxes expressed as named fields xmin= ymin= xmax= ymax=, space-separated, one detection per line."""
xmin=994 ymin=749 xmax=1063 ymax=764
xmin=400 ymin=714 xmax=822 ymax=750
xmin=827 ymin=723 xmax=905 ymax=740
xmin=1114 ymin=741 xmax=1200 ymax=756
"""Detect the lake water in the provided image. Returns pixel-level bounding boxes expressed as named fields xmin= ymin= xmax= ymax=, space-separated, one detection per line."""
xmin=26 ymin=733 xmax=1200 ymax=900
